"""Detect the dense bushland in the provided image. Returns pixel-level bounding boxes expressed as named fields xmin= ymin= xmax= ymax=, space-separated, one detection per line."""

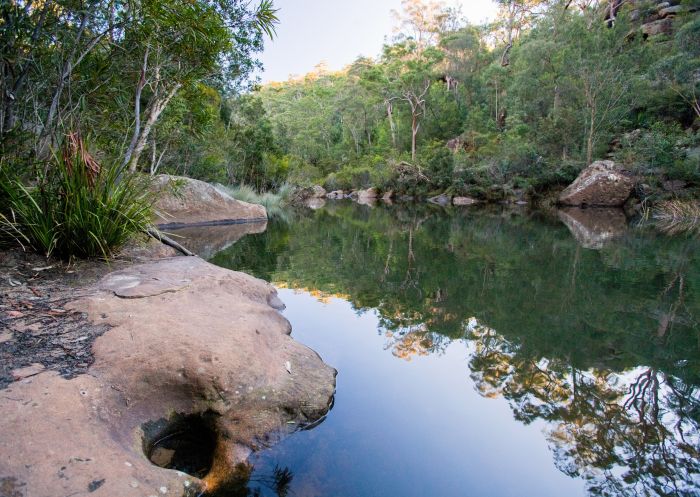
xmin=0 ymin=0 xmax=277 ymax=256
xmin=249 ymin=1 xmax=700 ymax=199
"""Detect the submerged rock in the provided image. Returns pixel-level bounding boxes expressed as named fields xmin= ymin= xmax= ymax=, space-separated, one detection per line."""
xmin=0 ymin=257 xmax=336 ymax=497
xmin=152 ymin=175 xmax=267 ymax=228
xmin=311 ymin=185 xmax=327 ymax=198
xmin=558 ymin=207 xmax=628 ymax=249
xmin=558 ymin=160 xmax=634 ymax=207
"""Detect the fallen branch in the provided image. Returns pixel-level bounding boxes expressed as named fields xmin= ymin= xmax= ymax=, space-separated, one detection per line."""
xmin=145 ymin=227 xmax=195 ymax=257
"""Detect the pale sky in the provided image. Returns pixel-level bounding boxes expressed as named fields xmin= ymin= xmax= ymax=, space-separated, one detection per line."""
xmin=259 ymin=0 xmax=498 ymax=83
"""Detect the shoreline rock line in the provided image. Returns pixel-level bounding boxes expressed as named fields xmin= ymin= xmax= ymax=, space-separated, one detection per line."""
xmin=0 ymin=256 xmax=336 ymax=497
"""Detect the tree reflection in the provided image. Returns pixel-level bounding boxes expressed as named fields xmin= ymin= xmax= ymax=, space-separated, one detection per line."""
xmin=211 ymin=203 xmax=700 ymax=496
xmin=467 ymin=321 xmax=700 ymax=497
xmin=202 ymin=463 xmax=294 ymax=497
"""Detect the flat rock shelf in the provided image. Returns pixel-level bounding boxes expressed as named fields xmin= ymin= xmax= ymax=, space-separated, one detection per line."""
xmin=0 ymin=257 xmax=336 ymax=497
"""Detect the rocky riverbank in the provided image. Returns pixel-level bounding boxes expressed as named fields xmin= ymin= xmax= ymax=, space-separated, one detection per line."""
xmin=0 ymin=255 xmax=336 ymax=497
xmin=0 ymin=179 xmax=337 ymax=497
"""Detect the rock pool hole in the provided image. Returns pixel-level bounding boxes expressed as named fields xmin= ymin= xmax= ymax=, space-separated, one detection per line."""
xmin=143 ymin=412 xmax=218 ymax=479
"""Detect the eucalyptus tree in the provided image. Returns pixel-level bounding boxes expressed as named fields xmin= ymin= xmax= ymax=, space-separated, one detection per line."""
xmin=390 ymin=0 xmax=454 ymax=49
xmin=0 ymin=0 xmax=277 ymax=172
xmin=382 ymin=41 xmax=444 ymax=161
xmin=121 ymin=0 xmax=278 ymax=172
xmin=0 ymin=1 xmax=117 ymax=142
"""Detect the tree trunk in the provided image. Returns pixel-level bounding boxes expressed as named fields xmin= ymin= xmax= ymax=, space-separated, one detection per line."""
xmin=411 ymin=114 xmax=419 ymax=161
xmin=127 ymin=83 xmax=181 ymax=172
xmin=386 ymin=100 xmax=397 ymax=149
xmin=585 ymin=81 xmax=597 ymax=165
xmin=122 ymin=48 xmax=149 ymax=170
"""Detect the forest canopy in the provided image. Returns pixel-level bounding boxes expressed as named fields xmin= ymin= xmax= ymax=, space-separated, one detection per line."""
xmin=246 ymin=0 xmax=700 ymax=199
xmin=2 ymin=0 xmax=699 ymax=201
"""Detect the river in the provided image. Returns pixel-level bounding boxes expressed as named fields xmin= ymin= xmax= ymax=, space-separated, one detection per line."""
xmin=177 ymin=201 xmax=700 ymax=497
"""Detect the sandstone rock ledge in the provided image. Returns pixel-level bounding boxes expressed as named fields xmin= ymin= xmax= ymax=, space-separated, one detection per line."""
xmin=0 ymin=257 xmax=336 ymax=497
xmin=152 ymin=175 xmax=267 ymax=229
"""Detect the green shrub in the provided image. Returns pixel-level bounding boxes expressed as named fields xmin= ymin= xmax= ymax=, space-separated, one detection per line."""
xmin=614 ymin=122 xmax=700 ymax=183
xmin=219 ymin=182 xmax=292 ymax=221
xmin=419 ymin=141 xmax=454 ymax=189
xmin=323 ymin=156 xmax=392 ymax=191
xmin=286 ymin=158 xmax=323 ymax=188
xmin=0 ymin=135 xmax=154 ymax=258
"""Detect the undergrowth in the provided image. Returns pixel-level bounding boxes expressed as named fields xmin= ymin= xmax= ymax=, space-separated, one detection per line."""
xmin=0 ymin=133 xmax=154 ymax=258
xmin=218 ymin=183 xmax=293 ymax=220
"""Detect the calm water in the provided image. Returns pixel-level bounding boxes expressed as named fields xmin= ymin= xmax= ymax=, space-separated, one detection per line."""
xmin=200 ymin=202 xmax=700 ymax=497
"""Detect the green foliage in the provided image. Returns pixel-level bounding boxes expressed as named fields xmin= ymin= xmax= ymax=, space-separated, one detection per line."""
xmin=0 ymin=138 xmax=154 ymax=259
xmin=419 ymin=140 xmax=454 ymax=189
xmin=614 ymin=123 xmax=700 ymax=183
xmin=325 ymin=156 xmax=392 ymax=191
xmin=220 ymin=182 xmax=292 ymax=220
xmin=249 ymin=2 xmax=699 ymax=196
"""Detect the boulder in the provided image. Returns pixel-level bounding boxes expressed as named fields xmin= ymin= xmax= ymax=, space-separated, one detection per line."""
xmin=558 ymin=160 xmax=634 ymax=207
xmin=0 ymin=257 xmax=336 ymax=497
xmin=381 ymin=190 xmax=394 ymax=201
xmin=558 ymin=207 xmax=628 ymax=250
xmin=453 ymin=196 xmax=480 ymax=206
xmin=428 ymin=194 xmax=452 ymax=206
xmin=356 ymin=188 xmax=378 ymax=202
xmin=152 ymin=175 xmax=266 ymax=228
xmin=642 ymin=18 xmax=673 ymax=37
xmin=659 ymin=5 xmax=696 ymax=17
xmin=311 ymin=185 xmax=327 ymax=198
xmin=291 ymin=185 xmax=327 ymax=203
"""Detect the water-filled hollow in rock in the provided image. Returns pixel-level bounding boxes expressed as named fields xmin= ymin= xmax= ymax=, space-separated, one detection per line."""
xmin=143 ymin=411 xmax=218 ymax=479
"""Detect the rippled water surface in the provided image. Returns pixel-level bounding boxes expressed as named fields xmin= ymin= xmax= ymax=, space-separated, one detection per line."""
xmin=199 ymin=202 xmax=700 ymax=497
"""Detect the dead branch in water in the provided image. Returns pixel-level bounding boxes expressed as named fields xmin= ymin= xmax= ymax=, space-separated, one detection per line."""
xmin=145 ymin=227 xmax=195 ymax=257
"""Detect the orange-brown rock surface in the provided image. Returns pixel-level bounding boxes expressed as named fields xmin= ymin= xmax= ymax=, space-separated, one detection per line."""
xmin=0 ymin=257 xmax=336 ymax=497
xmin=152 ymin=175 xmax=267 ymax=228
xmin=558 ymin=160 xmax=634 ymax=207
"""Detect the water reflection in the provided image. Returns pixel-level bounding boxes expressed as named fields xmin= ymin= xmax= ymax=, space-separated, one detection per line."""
xmin=208 ymin=202 xmax=700 ymax=497
xmin=557 ymin=207 xmax=627 ymax=249
xmin=167 ymin=221 xmax=267 ymax=259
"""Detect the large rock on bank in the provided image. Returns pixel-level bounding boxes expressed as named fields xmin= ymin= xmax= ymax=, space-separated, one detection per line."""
xmin=558 ymin=160 xmax=634 ymax=207
xmin=152 ymin=175 xmax=267 ymax=228
xmin=453 ymin=196 xmax=480 ymax=206
xmin=0 ymin=257 xmax=336 ymax=497
xmin=355 ymin=188 xmax=378 ymax=204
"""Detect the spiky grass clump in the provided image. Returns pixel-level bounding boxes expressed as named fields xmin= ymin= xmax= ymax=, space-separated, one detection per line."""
xmin=218 ymin=183 xmax=293 ymax=221
xmin=0 ymin=134 xmax=154 ymax=258
xmin=653 ymin=199 xmax=700 ymax=235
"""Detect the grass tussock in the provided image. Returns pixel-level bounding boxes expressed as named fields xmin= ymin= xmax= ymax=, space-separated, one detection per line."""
xmin=653 ymin=199 xmax=700 ymax=235
xmin=0 ymin=133 xmax=155 ymax=258
xmin=217 ymin=183 xmax=293 ymax=220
